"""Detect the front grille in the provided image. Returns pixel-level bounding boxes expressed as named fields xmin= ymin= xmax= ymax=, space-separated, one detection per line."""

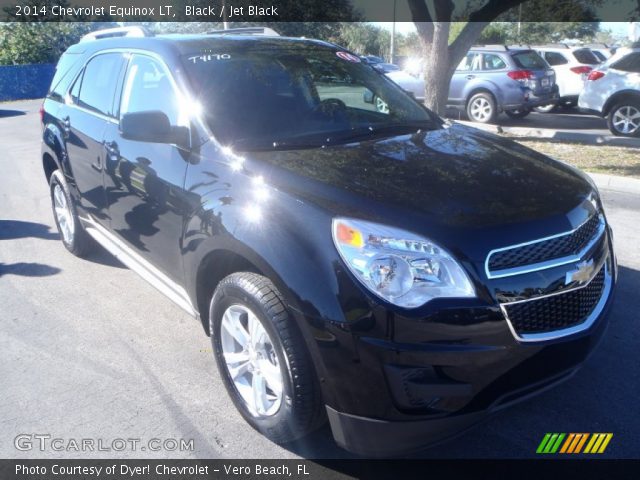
xmin=488 ymin=214 xmax=601 ymax=272
xmin=503 ymin=264 xmax=606 ymax=336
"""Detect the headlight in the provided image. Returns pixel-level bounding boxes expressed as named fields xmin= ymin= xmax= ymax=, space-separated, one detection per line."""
xmin=332 ymin=218 xmax=475 ymax=308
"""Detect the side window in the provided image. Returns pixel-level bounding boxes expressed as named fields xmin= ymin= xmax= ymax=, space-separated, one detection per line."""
xmin=544 ymin=52 xmax=568 ymax=66
xmin=69 ymin=72 xmax=82 ymax=104
xmin=120 ymin=55 xmax=183 ymax=126
xmin=482 ymin=54 xmax=507 ymax=70
xmin=76 ymin=53 xmax=124 ymax=117
xmin=611 ymin=53 xmax=640 ymax=73
xmin=457 ymin=53 xmax=478 ymax=71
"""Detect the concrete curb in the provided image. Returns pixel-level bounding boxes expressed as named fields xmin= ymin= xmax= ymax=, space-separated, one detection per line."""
xmin=589 ymin=173 xmax=640 ymax=195
xmin=456 ymin=120 xmax=640 ymax=148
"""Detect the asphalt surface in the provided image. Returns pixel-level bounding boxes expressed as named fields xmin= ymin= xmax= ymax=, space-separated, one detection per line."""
xmin=1 ymin=99 xmax=639 ymax=460
xmin=446 ymin=106 xmax=610 ymax=135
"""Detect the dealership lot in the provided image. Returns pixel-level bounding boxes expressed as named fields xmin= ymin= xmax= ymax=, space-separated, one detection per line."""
xmin=1 ymin=99 xmax=639 ymax=459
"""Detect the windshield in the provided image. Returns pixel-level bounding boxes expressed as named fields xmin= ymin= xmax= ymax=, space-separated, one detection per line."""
xmin=183 ymin=41 xmax=439 ymax=151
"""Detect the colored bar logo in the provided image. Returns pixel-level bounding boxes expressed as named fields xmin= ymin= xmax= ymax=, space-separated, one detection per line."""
xmin=537 ymin=433 xmax=613 ymax=454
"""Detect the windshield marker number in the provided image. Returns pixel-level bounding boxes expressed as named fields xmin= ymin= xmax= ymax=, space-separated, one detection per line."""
xmin=188 ymin=53 xmax=231 ymax=64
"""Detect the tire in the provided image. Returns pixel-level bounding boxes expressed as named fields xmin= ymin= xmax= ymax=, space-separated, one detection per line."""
xmin=466 ymin=92 xmax=497 ymax=123
xmin=534 ymin=103 xmax=557 ymax=114
xmin=504 ymin=108 xmax=531 ymax=119
xmin=210 ymin=272 xmax=325 ymax=443
xmin=607 ymin=102 xmax=640 ymax=137
xmin=49 ymin=169 xmax=95 ymax=257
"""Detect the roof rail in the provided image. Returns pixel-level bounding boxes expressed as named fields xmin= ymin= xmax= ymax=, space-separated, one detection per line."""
xmin=507 ymin=44 xmax=532 ymax=50
xmin=583 ymin=43 xmax=609 ymax=49
xmin=80 ymin=26 xmax=153 ymax=42
xmin=533 ymin=43 xmax=571 ymax=49
xmin=471 ymin=45 xmax=509 ymax=51
xmin=208 ymin=27 xmax=280 ymax=36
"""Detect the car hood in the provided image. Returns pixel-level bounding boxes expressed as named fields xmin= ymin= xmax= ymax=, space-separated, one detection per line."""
xmin=245 ymin=123 xmax=595 ymax=259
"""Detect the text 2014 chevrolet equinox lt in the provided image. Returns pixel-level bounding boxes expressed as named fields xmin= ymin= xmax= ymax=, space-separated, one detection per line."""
xmin=41 ymin=29 xmax=616 ymax=456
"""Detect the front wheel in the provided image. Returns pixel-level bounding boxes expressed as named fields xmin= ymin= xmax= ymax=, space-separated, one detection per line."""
xmin=504 ymin=108 xmax=531 ymax=119
xmin=210 ymin=272 xmax=325 ymax=443
xmin=607 ymin=102 xmax=640 ymax=137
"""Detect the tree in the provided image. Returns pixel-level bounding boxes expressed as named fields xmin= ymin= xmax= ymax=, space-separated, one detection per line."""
xmin=408 ymin=0 xmax=601 ymax=114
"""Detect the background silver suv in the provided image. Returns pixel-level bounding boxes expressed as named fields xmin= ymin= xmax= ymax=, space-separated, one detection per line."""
xmin=447 ymin=46 xmax=558 ymax=123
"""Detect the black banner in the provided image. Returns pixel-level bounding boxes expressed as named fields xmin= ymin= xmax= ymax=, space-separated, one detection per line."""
xmin=1 ymin=459 xmax=640 ymax=480
xmin=0 ymin=0 xmax=638 ymax=22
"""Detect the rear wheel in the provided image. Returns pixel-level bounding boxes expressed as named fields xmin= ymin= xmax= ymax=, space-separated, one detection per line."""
xmin=504 ymin=108 xmax=531 ymax=119
xmin=466 ymin=92 xmax=497 ymax=123
xmin=210 ymin=272 xmax=325 ymax=443
xmin=607 ymin=102 xmax=640 ymax=137
xmin=49 ymin=170 xmax=94 ymax=257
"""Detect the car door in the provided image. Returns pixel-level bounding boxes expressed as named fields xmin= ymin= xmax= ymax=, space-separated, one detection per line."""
xmin=102 ymin=53 xmax=195 ymax=283
xmin=448 ymin=53 xmax=479 ymax=104
xmin=61 ymin=53 xmax=126 ymax=223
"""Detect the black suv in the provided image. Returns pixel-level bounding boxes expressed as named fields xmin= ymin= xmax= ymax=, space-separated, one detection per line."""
xmin=41 ymin=27 xmax=616 ymax=456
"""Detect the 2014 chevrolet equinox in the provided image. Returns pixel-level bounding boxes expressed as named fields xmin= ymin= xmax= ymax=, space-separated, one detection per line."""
xmin=41 ymin=28 xmax=616 ymax=456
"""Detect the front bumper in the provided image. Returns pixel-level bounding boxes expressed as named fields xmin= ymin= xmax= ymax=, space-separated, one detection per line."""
xmin=326 ymin=293 xmax=613 ymax=456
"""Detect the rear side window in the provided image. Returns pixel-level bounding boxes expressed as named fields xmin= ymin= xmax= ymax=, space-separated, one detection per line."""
xmin=543 ymin=51 xmax=569 ymax=66
xmin=511 ymin=51 xmax=547 ymax=70
xmin=611 ymin=53 xmax=640 ymax=73
xmin=49 ymin=53 xmax=83 ymax=101
xmin=482 ymin=54 xmax=507 ymax=70
xmin=76 ymin=53 xmax=124 ymax=117
xmin=572 ymin=49 xmax=599 ymax=65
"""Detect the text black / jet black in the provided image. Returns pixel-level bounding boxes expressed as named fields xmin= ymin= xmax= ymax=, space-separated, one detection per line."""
xmin=41 ymin=27 xmax=616 ymax=456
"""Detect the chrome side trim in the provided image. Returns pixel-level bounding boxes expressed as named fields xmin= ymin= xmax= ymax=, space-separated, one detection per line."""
xmin=79 ymin=215 xmax=197 ymax=317
xmin=485 ymin=215 xmax=605 ymax=279
xmin=500 ymin=259 xmax=611 ymax=343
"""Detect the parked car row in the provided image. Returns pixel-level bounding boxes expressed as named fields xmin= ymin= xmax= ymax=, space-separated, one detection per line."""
xmin=375 ymin=42 xmax=639 ymax=137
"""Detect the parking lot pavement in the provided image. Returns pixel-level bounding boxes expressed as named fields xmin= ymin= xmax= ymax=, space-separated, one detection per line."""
xmin=1 ymin=99 xmax=639 ymax=460
xmin=450 ymin=109 xmax=640 ymax=148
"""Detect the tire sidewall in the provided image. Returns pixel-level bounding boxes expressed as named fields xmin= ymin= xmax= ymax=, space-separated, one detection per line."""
xmin=210 ymin=282 xmax=297 ymax=436
xmin=50 ymin=170 xmax=82 ymax=253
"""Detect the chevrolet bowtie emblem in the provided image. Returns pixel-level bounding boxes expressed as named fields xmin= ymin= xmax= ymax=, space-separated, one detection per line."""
xmin=565 ymin=259 xmax=595 ymax=285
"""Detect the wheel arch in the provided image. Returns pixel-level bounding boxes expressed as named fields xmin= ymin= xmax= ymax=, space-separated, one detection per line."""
xmin=465 ymin=85 xmax=500 ymax=109
xmin=602 ymin=90 xmax=640 ymax=116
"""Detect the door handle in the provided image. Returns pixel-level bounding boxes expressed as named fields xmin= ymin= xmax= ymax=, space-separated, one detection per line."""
xmin=104 ymin=141 xmax=119 ymax=157
xmin=466 ymin=75 xmax=475 ymax=80
xmin=62 ymin=116 xmax=71 ymax=136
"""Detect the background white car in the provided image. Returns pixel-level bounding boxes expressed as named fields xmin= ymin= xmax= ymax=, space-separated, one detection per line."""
xmin=534 ymin=45 xmax=600 ymax=112
xmin=579 ymin=47 xmax=640 ymax=137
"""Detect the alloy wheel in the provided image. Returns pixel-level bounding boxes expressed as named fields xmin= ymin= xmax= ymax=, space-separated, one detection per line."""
xmin=53 ymin=184 xmax=74 ymax=244
xmin=220 ymin=304 xmax=283 ymax=417
xmin=612 ymin=105 xmax=640 ymax=135
xmin=469 ymin=97 xmax=492 ymax=122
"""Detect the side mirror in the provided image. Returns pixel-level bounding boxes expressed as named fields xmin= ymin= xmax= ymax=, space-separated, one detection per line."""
xmin=120 ymin=111 xmax=189 ymax=147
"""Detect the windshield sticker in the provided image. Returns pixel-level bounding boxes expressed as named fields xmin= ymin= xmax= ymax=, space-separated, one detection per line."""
xmin=336 ymin=51 xmax=360 ymax=63
xmin=187 ymin=53 xmax=231 ymax=64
